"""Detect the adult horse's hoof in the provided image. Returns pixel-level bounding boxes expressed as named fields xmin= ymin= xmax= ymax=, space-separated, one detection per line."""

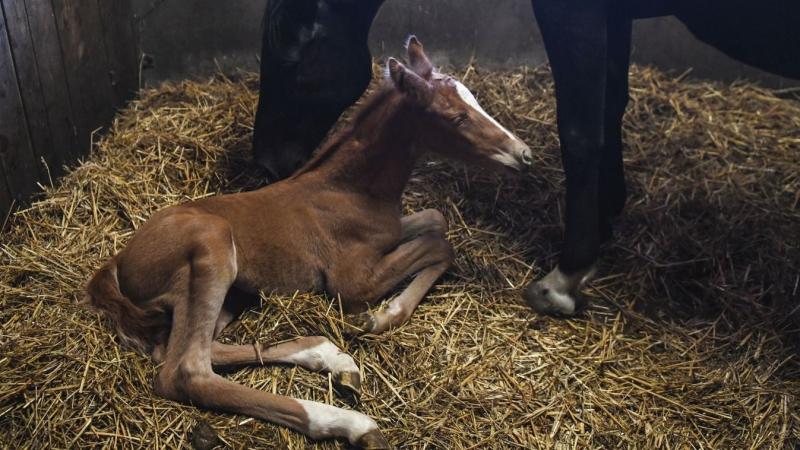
xmin=344 ymin=311 xmax=376 ymax=336
xmin=523 ymin=266 xmax=596 ymax=316
xmin=523 ymin=280 xmax=578 ymax=316
xmin=333 ymin=370 xmax=362 ymax=399
xmin=355 ymin=429 xmax=392 ymax=449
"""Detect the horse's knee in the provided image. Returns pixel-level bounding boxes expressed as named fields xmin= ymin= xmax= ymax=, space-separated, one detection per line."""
xmin=421 ymin=209 xmax=448 ymax=235
xmin=403 ymin=209 xmax=448 ymax=239
xmin=154 ymin=359 xmax=214 ymax=404
xmin=154 ymin=365 xmax=182 ymax=401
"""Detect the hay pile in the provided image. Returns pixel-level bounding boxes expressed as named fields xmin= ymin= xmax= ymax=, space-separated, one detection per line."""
xmin=1 ymin=64 xmax=799 ymax=449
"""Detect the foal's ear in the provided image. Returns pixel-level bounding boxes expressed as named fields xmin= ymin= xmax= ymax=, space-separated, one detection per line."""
xmin=405 ymin=35 xmax=433 ymax=79
xmin=387 ymin=57 xmax=434 ymax=106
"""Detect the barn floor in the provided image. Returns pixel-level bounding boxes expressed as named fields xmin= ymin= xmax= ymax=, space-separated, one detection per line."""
xmin=1 ymin=65 xmax=799 ymax=449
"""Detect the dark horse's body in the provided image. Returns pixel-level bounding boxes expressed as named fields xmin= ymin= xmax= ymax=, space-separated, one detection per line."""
xmin=523 ymin=0 xmax=800 ymax=314
xmin=254 ymin=0 xmax=800 ymax=313
xmin=253 ymin=0 xmax=384 ymax=179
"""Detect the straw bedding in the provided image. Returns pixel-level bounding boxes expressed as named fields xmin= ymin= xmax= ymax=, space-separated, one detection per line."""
xmin=1 ymin=64 xmax=798 ymax=449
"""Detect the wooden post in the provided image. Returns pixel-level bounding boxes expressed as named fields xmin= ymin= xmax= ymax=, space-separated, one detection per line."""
xmin=0 ymin=0 xmax=138 ymax=222
xmin=50 ymin=0 xmax=117 ymax=156
xmin=0 ymin=4 xmax=40 ymax=206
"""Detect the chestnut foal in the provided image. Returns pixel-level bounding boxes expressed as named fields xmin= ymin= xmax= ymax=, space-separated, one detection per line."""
xmin=87 ymin=37 xmax=531 ymax=448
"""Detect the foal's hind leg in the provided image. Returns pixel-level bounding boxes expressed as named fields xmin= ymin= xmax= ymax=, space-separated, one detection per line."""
xmin=155 ymin=221 xmax=388 ymax=449
xmin=211 ymin=336 xmax=362 ymax=396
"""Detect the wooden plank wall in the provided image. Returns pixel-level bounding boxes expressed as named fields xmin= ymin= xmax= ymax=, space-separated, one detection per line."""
xmin=0 ymin=0 xmax=138 ymax=222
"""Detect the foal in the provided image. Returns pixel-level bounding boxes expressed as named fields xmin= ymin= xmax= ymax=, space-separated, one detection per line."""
xmin=87 ymin=37 xmax=531 ymax=448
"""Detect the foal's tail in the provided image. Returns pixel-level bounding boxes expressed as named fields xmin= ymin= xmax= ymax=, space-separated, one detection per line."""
xmin=85 ymin=259 xmax=167 ymax=354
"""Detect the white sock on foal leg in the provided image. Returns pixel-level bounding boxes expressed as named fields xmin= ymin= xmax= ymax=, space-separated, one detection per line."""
xmin=297 ymin=400 xmax=382 ymax=445
xmin=285 ymin=339 xmax=359 ymax=375
xmin=278 ymin=338 xmax=362 ymax=396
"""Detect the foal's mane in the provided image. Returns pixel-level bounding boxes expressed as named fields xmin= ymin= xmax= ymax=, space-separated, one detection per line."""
xmin=289 ymin=82 xmax=398 ymax=179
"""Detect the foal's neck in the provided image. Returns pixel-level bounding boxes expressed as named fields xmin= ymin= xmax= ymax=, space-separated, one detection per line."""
xmin=292 ymin=87 xmax=420 ymax=203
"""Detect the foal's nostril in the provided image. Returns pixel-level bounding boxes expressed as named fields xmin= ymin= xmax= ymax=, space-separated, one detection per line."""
xmin=518 ymin=148 xmax=533 ymax=169
xmin=522 ymin=151 xmax=533 ymax=166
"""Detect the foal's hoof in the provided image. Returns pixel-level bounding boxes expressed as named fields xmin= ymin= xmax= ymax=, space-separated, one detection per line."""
xmin=355 ymin=429 xmax=392 ymax=449
xmin=523 ymin=280 xmax=578 ymax=316
xmin=333 ymin=370 xmax=362 ymax=399
xmin=344 ymin=312 xmax=376 ymax=336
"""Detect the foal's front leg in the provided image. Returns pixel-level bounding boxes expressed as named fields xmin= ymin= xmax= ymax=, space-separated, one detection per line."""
xmin=367 ymin=260 xmax=451 ymax=334
xmin=347 ymin=209 xmax=453 ymax=334
xmin=399 ymin=208 xmax=448 ymax=242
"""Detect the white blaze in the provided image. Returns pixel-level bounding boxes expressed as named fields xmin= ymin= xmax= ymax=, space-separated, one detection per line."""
xmin=454 ymin=81 xmax=518 ymax=142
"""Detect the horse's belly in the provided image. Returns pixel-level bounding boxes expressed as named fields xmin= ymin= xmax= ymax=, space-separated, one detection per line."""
xmin=233 ymin=242 xmax=324 ymax=296
xmin=675 ymin=0 xmax=800 ymax=79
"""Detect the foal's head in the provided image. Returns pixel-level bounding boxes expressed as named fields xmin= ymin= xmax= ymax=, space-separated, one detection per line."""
xmin=387 ymin=36 xmax=533 ymax=172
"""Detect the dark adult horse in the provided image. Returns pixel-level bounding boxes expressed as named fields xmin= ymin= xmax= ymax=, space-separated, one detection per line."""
xmin=253 ymin=0 xmax=384 ymax=179
xmin=254 ymin=0 xmax=800 ymax=314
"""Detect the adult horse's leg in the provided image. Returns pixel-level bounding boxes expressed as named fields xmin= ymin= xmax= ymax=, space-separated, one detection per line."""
xmin=524 ymin=0 xmax=609 ymax=315
xmin=599 ymin=12 xmax=633 ymax=240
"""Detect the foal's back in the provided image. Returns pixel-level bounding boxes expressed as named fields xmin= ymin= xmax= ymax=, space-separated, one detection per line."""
xmin=117 ymin=179 xmax=321 ymax=303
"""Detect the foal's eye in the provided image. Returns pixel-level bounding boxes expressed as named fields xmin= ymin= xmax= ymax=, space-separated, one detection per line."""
xmin=453 ymin=113 xmax=469 ymax=127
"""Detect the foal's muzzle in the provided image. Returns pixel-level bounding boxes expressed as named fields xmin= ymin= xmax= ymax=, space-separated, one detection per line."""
xmin=510 ymin=141 xmax=534 ymax=172
xmin=519 ymin=146 xmax=534 ymax=170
